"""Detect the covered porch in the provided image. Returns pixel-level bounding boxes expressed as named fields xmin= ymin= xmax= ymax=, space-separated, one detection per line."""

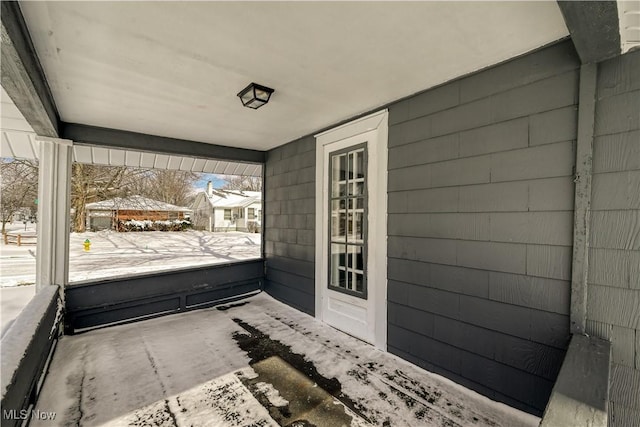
xmin=2 ymin=1 xmax=639 ymax=426
xmin=30 ymin=292 xmax=537 ymax=427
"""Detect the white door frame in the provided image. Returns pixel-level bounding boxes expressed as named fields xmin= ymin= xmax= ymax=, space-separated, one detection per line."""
xmin=314 ymin=110 xmax=388 ymax=350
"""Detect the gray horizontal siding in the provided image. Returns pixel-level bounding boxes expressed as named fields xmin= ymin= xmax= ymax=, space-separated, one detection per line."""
xmin=586 ymin=48 xmax=640 ymax=427
xmin=386 ymin=343 xmax=543 ymax=415
xmin=264 ymin=136 xmax=316 ymax=315
xmin=387 ymin=40 xmax=578 ymax=414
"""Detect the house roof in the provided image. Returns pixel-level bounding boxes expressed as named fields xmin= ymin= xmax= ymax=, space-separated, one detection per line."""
xmin=204 ymin=190 xmax=262 ymax=209
xmin=85 ymin=195 xmax=191 ymax=212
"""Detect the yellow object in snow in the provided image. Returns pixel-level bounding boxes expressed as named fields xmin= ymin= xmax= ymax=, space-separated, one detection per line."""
xmin=83 ymin=239 xmax=91 ymax=251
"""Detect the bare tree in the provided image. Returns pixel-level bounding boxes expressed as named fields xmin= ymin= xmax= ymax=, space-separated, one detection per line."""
xmin=71 ymin=166 xmax=198 ymax=232
xmin=221 ymin=175 xmax=262 ymax=191
xmin=130 ymin=169 xmax=199 ymax=206
xmin=0 ymin=158 xmax=39 ymax=234
xmin=2 ymin=159 xmax=201 ymax=233
xmin=70 ymin=164 xmax=146 ymax=232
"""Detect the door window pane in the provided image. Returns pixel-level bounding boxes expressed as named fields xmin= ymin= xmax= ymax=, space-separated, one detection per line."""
xmin=328 ymin=144 xmax=367 ymax=298
xmin=330 ymin=243 xmax=347 ymax=289
xmin=331 ymin=154 xmax=347 ymax=197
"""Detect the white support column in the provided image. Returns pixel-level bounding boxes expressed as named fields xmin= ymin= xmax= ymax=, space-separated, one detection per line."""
xmin=35 ymin=137 xmax=72 ymax=297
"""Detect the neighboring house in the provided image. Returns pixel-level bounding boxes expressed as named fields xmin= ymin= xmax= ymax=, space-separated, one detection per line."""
xmin=192 ymin=182 xmax=261 ymax=232
xmin=85 ymin=195 xmax=192 ymax=231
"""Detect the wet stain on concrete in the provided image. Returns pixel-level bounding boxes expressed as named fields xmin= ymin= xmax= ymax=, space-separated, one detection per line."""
xmin=232 ymin=318 xmax=371 ymax=426
xmin=216 ymin=301 xmax=251 ymax=311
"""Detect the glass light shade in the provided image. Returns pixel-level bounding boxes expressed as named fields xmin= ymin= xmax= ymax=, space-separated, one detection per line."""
xmin=237 ymin=83 xmax=274 ymax=109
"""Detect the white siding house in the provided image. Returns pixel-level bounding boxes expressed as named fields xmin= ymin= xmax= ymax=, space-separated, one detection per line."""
xmin=192 ymin=183 xmax=261 ymax=232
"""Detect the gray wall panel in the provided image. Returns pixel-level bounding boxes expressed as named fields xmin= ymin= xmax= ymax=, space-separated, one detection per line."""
xmin=459 ymin=181 xmax=529 ymax=212
xmin=430 ymin=155 xmax=491 ymax=187
xmin=489 ymin=141 xmax=575 ymax=183
xmin=459 ymin=117 xmax=528 ymax=157
xmin=587 ymin=285 xmax=640 ymax=330
xmin=526 ymin=244 xmax=572 ymax=280
xmin=388 ymin=302 xmax=435 ymax=338
xmin=592 ymin=130 xmax=640 ymax=173
xmin=488 ymin=212 xmax=574 ymax=246
xmin=264 ymin=136 xmax=316 ymax=314
xmin=407 ymin=82 xmax=460 ymax=121
xmin=388 ymin=236 xmax=457 ymax=265
xmin=267 ymin=281 xmax=314 ymax=315
xmin=388 ymin=133 xmax=459 ymax=169
xmin=528 ymin=177 xmax=575 ymax=211
xmin=458 ymin=295 xmax=531 ymax=341
xmin=591 ymin=171 xmax=640 ymax=210
xmin=459 ymin=41 xmax=579 ymax=103
xmin=590 ymin=210 xmax=640 ymax=250
xmin=609 ymin=364 xmax=640 ymax=410
xmin=267 ymin=256 xmax=315 ymax=279
xmin=489 ymin=71 xmax=578 ymax=123
xmin=388 ymin=258 xmax=489 ymax=298
xmin=404 ymin=187 xmax=459 ymax=213
xmin=529 ymin=106 xmax=578 ymax=146
xmin=389 ymin=213 xmax=490 ymax=241
xmin=488 ymin=272 xmax=570 ymax=315
xmin=588 ymin=248 xmax=632 ymax=288
xmin=456 ymin=240 xmax=527 ymax=274
xmin=594 ymin=90 xmax=640 ymax=135
xmin=386 ymin=41 xmax=578 ymax=414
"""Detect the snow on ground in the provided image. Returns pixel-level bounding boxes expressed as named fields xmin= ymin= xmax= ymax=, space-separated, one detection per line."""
xmin=0 ymin=228 xmax=261 ymax=329
xmin=66 ymin=229 xmax=261 ymax=283
xmin=0 ymin=228 xmax=261 ymax=287
xmin=0 ymin=284 xmax=35 ymax=336
xmin=32 ymin=293 xmax=540 ymax=427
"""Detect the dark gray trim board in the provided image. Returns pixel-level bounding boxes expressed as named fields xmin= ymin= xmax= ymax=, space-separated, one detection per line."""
xmin=1 ymin=1 xmax=59 ymax=137
xmin=62 ymin=123 xmax=266 ymax=164
xmin=1 ymin=286 xmax=61 ymax=427
xmin=570 ymin=63 xmax=597 ymax=335
xmin=65 ymin=259 xmax=264 ymax=333
xmin=557 ymin=1 xmax=621 ymax=64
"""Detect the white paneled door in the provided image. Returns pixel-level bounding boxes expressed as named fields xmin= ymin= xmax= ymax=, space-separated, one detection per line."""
xmin=315 ymin=111 xmax=388 ymax=349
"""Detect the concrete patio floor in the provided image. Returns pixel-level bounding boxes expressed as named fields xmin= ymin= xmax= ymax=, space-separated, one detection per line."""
xmin=32 ymin=293 xmax=540 ymax=427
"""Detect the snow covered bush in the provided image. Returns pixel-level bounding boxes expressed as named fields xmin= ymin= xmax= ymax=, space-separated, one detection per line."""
xmin=118 ymin=219 xmax=192 ymax=232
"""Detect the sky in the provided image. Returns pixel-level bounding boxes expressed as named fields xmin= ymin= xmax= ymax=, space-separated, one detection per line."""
xmin=194 ymin=173 xmax=227 ymax=191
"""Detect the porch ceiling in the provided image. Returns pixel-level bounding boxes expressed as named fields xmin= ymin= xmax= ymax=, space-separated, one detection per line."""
xmin=1 ymin=88 xmax=262 ymax=176
xmin=18 ymin=1 xmax=569 ymax=151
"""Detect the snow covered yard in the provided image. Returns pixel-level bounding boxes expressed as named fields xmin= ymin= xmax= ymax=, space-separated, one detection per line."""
xmin=0 ymin=284 xmax=35 ymax=335
xmin=66 ymin=229 xmax=261 ymax=283
xmin=0 ymin=228 xmax=261 ymax=336
xmin=0 ymin=229 xmax=261 ymax=287
xmin=32 ymin=293 xmax=539 ymax=427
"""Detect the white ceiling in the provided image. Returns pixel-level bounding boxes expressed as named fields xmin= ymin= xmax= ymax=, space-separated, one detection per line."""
xmin=19 ymin=1 xmax=569 ymax=151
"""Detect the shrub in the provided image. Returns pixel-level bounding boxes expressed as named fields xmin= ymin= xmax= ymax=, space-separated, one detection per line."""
xmin=118 ymin=219 xmax=192 ymax=232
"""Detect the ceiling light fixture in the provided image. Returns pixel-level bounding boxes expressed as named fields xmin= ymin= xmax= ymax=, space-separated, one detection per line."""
xmin=237 ymin=82 xmax=275 ymax=109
